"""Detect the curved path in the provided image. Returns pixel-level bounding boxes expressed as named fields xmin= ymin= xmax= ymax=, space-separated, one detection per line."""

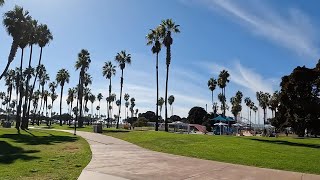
xmin=58 ymin=130 xmax=319 ymax=180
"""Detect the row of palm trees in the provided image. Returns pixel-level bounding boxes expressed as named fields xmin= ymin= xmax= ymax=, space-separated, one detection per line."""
xmin=207 ymin=72 xmax=279 ymax=128
xmin=146 ymin=19 xmax=180 ymax=131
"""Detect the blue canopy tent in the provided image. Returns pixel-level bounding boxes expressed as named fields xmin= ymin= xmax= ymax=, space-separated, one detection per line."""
xmin=210 ymin=115 xmax=227 ymax=122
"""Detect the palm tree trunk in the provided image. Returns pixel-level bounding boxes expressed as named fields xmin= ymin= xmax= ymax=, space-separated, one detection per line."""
xmin=59 ymin=85 xmax=64 ymax=126
xmin=78 ymin=73 xmax=84 ymax=127
xmin=116 ymin=70 xmax=124 ymax=129
xmin=164 ymin=63 xmax=170 ymax=132
xmin=211 ymin=90 xmax=213 ymax=112
xmin=22 ymin=45 xmax=33 ymax=129
xmin=16 ymin=48 xmax=25 ymax=132
xmin=155 ymin=52 xmax=159 ymax=131
xmin=28 ymin=47 xmax=43 ymax=125
xmin=108 ymin=77 xmax=111 ymax=127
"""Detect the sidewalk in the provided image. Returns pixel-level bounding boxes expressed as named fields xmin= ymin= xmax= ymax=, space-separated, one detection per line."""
xmin=58 ymin=130 xmax=320 ymax=180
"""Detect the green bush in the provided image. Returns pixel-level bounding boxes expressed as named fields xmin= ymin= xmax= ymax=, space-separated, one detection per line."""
xmin=133 ymin=117 xmax=148 ymax=127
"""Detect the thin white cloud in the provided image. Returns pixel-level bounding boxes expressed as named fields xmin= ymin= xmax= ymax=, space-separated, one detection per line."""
xmin=188 ymin=0 xmax=320 ymax=59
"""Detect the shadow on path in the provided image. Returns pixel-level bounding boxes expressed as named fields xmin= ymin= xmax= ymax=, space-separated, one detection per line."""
xmin=249 ymin=138 xmax=320 ymax=149
xmin=0 ymin=141 xmax=40 ymax=164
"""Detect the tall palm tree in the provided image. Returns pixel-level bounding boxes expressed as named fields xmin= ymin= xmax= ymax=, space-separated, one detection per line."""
xmin=124 ymin=93 xmax=130 ymax=119
xmin=158 ymin=97 xmax=164 ymax=121
xmin=56 ymin=68 xmax=70 ymax=126
xmin=168 ymin=95 xmax=175 ymax=116
xmin=244 ymin=97 xmax=252 ymax=125
xmin=135 ymin=109 xmax=139 ymax=117
xmin=1 ymin=6 xmax=31 ymax=80
xmin=268 ymin=91 xmax=280 ymax=118
xmin=102 ymin=61 xmax=116 ymax=122
xmin=29 ymin=24 xmax=53 ymax=119
xmin=218 ymin=70 xmax=230 ymax=117
xmin=208 ymin=77 xmax=217 ymax=112
xmin=97 ymin=93 xmax=103 ymax=118
xmin=75 ymin=49 xmax=91 ymax=127
xmin=160 ymin=19 xmax=180 ymax=132
xmin=114 ymin=51 xmax=131 ymax=129
xmin=256 ymin=91 xmax=271 ymax=129
xmin=43 ymin=90 xmax=49 ymax=117
xmin=22 ymin=19 xmax=38 ymax=127
xmin=146 ymin=26 xmax=163 ymax=131
xmin=50 ymin=92 xmax=57 ymax=117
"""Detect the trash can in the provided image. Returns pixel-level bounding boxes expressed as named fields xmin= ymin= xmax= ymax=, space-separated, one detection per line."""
xmin=93 ymin=123 xmax=102 ymax=133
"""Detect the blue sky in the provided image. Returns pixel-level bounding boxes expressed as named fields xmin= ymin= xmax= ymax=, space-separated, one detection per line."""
xmin=0 ymin=0 xmax=319 ymax=123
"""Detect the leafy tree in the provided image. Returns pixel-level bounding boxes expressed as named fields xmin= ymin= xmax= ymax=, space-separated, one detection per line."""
xmin=114 ymin=51 xmax=131 ymax=128
xmin=139 ymin=111 xmax=156 ymax=122
xmin=230 ymin=91 xmax=243 ymax=122
xmin=56 ymin=68 xmax=70 ymax=126
xmin=146 ymin=26 xmax=163 ymax=131
xmin=187 ymin=106 xmax=207 ymax=125
xmin=160 ymin=19 xmax=180 ymax=132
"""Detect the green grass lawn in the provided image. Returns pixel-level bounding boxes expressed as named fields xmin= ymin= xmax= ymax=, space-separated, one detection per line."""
xmin=107 ymin=131 xmax=320 ymax=174
xmin=0 ymin=128 xmax=91 ymax=180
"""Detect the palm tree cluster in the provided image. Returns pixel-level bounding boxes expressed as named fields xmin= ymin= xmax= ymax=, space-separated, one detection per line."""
xmin=0 ymin=6 xmax=53 ymax=132
xmin=146 ymin=19 xmax=180 ymax=131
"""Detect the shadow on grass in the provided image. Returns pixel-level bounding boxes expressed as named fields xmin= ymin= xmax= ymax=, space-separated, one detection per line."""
xmin=102 ymin=129 xmax=130 ymax=133
xmin=0 ymin=141 xmax=40 ymax=164
xmin=0 ymin=133 xmax=78 ymax=145
xmin=249 ymin=138 xmax=320 ymax=149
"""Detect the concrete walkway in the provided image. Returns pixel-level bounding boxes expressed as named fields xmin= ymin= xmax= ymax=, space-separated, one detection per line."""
xmin=58 ymin=130 xmax=320 ymax=180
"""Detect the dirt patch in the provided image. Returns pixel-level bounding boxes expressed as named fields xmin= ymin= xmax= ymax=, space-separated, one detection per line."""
xmin=63 ymin=145 xmax=79 ymax=152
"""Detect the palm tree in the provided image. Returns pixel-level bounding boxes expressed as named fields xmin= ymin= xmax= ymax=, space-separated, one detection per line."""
xmin=0 ymin=0 xmax=4 ymax=6
xmin=39 ymin=72 xmax=50 ymax=115
xmin=43 ymin=90 xmax=49 ymax=117
xmin=130 ymin=97 xmax=135 ymax=118
xmin=89 ymin=94 xmax=96 ymax=124
xmin=269 ymin=91 xmax=280 ymax=118
xmin=124 ymin=93 xmax=130 ymax=119
xmin=146 ymin=26 xmax=163 ymax=131
xmin=50 ymin=92 xmax=57 ymax=117
xmin=68 ymin=88 xmax=76 ymax=116
xmin=230 ymin=91 xmax=243 ymax=122
xmin=97 ymin=93 xmax=103 ymax=118
xmin=29 ymin=24 xmax=53 ymax=119
xmin=56 ymin=68 xmax=70 ymax=126
xmin=244 ymin=97 xmax=251 ymax=125
xmin=208 ymin=77 xmax=217 ymax=112
xmin=256 ymin=91 xmax=271 ymax=129
xmin=218 ymin=70 xmax=230 ymax=117
xmin=160 ymin=19 xmax=180 ymax=132
xmin=252 ymin=106 xmax=258 ymax=125
xmin=0 ymin=92 xmax=5 ymax=110
xmin=135 ymin=109 xmax=139 ymax=117
xmin=102 ymin=61 xmax=116 ymax=122
xmin=75 ymin=49 xmax=91 ymax=127
xmin=168 ymin=95 xmax=175 ymax=116
xmin=1 ymin=6 xmax=31 ymax=80
xmin=114 ymin=51 xmax=131 ymax=129
xmin=158 ymin=97 xmax=164 ymax=121
xmin=116 ymin=99 xmax=121 ymax=123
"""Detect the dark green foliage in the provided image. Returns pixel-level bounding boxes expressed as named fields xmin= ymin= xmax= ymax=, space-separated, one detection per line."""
xmin=139 ymin=111 xmax=156 ymax=122
xmin=133 ymin=117 xmax=148 ymax=127
xmin=187 ymin=106 xmax=207 ymax=125
xmin=275 ymin=60 xmax=320 ymax=137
